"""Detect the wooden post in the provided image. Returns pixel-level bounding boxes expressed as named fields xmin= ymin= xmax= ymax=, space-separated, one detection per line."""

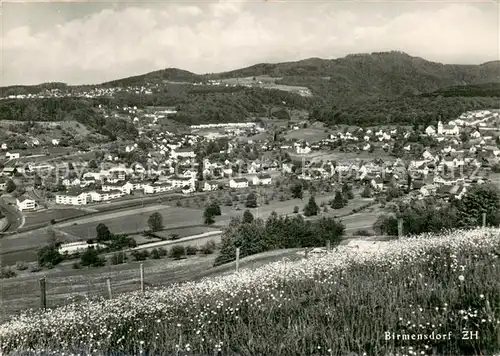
xmin=326 ymin=240 xmax=331 ymax=251
xmin=397 ymin=218 xmax=403 ymax=238
xmin=106 ymin=278 xmax=112 ymax=299
xmin=140 ymin=263 xmax=144 ymax=293
xmin=482 ymin=212 xmax=487 ymax=228
xmin=304 ymin=248 xmax=309 ymax=259
xmin=235 ymin=247 xmax=240 ymax=272
xmin=39 ymin=278 xmax=46 ymax=311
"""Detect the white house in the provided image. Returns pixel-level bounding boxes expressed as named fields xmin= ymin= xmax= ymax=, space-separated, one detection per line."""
xmin=437 ymin=121 xmax=459 ymax=135
xmin=1 ymin=143 xmax=7 ymax=150
xmin=170 ymin=148 xmax=196 ymax=159
xmin=202 ymin=181 xmax=219 ymax=191
xmin=168 ymin=176 xmax=195 ymax=189
xmin=296 ymin=145 xmax=311 ymax=155
xmin=55 ymin=191 xmax=89 ymax=205
xmin=87 ymin=190 xmax=123 ymax=202
xmin=16 ymin=196 xmax=36 ymax=211
xmin=143 ymin=182 xmax=172 ymax=194
xmin=5 ymin=152 xmax=20 ymax=160
xmin=252 ymin=174 xmax=272 ymax=186
xmin=58 ymin=241 xmax=106 ymax=255
xmin=425 ymin=125 xmax=436 ymax=137
xmin=52 ymin=139 xmax=60 ymax=146
xmin=471 ymin=130 xmax=481 ymax=139
xmin=229 ymin=178 xmax=249 ymax=189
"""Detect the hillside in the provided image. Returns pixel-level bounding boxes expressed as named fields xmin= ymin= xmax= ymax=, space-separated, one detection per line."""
xmin=1 ymin=228 xmax=499 ymax=355
xmin=1 ymin=51 xmax=499 ymax=128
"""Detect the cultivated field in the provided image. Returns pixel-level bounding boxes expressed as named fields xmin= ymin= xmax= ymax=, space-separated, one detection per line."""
xmin=23 ymin=208 xmax=87 ymax=228
xmin=1 ymin=228 xmax=498 ymax=355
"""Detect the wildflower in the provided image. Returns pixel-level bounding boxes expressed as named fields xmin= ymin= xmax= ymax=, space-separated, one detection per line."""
xmin=458 ymin=275 xmax=465 ymax=282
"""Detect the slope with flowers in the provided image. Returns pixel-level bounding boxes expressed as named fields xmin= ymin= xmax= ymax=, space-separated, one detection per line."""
xmin=1 ymin=228 xmax=500 ymax=356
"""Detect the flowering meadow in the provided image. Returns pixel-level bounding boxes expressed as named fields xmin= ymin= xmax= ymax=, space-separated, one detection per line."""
xmin=1 ymin=228 xmax=500 ymax=356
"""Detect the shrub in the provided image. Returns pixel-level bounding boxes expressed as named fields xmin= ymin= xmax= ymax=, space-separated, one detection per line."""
xmin=29 ymin=265 xmax=41 ymax=273
xmin=150 ymin=248 xmax=161 ymax=259
xmin=158 ymin=247 xmax=168 ymax=257
xmin=169 ymin=246 xmax=186 ymax=260
xmin=185 ymin=245 xmax=198 ymax=256
xmin=130 ymin=250 xmax=149 ymax=261
xmin=15 ymin=261 xmax=28 ymax=271
xmin=72 ymin=262 xmax=81 ymax=269
xmin=354 ymin=229 xmax=373 ymax=236
xmin=0 ymin=267 xmax=16 ymax=279
xmin=201 ymin=240 xmax=216 ymax=255
xmin=293 ymin=206 xmax=299 ymax=213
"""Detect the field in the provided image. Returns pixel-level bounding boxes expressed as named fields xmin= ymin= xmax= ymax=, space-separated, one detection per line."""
xmin=1 ymin=228 xmax=498 ymax=355
xmin=289 ymin=149 xmax=393 ymax=162
xmin=0 ymin=248 xmax=301 ymax=324
xmin=23 ymin=208 xmax=88 ymax=228
xmin=218 ymin=76 xmax=312 ymax=97
xmin=284 ymin=127 xmax=329 ymax=141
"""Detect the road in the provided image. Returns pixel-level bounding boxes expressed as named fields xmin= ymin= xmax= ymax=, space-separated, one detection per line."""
xmin=0 ymin=197 xmax=23 ymax=233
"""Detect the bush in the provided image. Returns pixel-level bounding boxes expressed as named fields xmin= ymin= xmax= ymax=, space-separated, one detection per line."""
xmin=29 ymin=265 xmax=41 ymax=273
xmin=169 ymin=246 xmax=186 ymax=260
xmin=130 ymin=250 xmax=149 ymax=261
xmin=15 ymin=261 xmax=28 ymax=271
xmin=72 ymin=262 xmax=81 ymax=269
xmin=354 ymin=229 xmax=373 ymax=236
xmin=150 ymin=248 xmax=161 ymax=259
xmin=293 ymin=206 xmax=299 ymax=213
xmin=158 ymin=247 xmax=168 ymax=257
xmin=0 ymin=267 xmax=16 ymax=279
xmin=185 ymin=245 xmax=198 ymax=256
xmin=201 ymin=240 xmax=216 ymax=255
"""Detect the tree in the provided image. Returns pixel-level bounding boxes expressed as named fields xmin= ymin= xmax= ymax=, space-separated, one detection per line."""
xmin=208 ymin=201 xmax=221 ymax=216
xmin=361 ymin=185 xmax=372 ymax=198
xmin=80 ymin=247 xmax=106 ymax=268
xmin=242 ymin=210 xmax=254 ymax=224
xmin=303 ymin=196 xmax=319 ymax=216
xmin=37 ymin=246 xmax=63 ymax=267
xmin=455 ymin=184 xmax=500 ymax=228
xmin=245 ymin=192 xmax=258 ymax=208
xmin=170 ymin=246 xmax=186 ymax=260
xmin=88 ymin=160 xmax=98 ymax=169
xmin=291 ymin=183 xmax=303 ymax=199
xmin=34 ymin=175 xmax=42 ymax=188
xmin=460 ymin=131 xmax=469 ymax=143
xmin=342 ymin=183 xmax=354 ymax=200
xmin=204 ymin=207 xmax=215 ymax=225
xmin=331 ymin=191 xmax=345 ymax=209
xmin=96 ymin=223 xmax=112 ymax=242
xmin=147 ymin=212 xmax=163 ymax=232
xmin=5 ymin=179 xmax=16 ymax=193
xmin=373 ymin=214 xmax=398 ymax=235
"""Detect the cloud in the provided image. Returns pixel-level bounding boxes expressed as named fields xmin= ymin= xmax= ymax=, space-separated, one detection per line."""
xmin=1 ymin=2 xmax=498 ymax=85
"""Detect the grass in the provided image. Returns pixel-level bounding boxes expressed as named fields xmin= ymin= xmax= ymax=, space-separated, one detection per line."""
xmin=0 ymin=228 xmax=499 ymax=355
xmin=284 ymin=127 xmax=330 ymax=141
xmin=0 ymin=248 xmax=299 ymax=325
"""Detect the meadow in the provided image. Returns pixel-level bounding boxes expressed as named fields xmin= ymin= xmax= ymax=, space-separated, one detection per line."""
xmin=1 ymin=228 xmax=499 ymax=356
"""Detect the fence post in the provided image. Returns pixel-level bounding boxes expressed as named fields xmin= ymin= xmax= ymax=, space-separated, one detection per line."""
xmin=482 ymin=212 xmax=487 ymax=228
xmin=106 ymin=278 xmax=112 ymax=299
xmin=39 ymin=278 xmax=46 ymax=311
xmin=140 ymin=263 xmax=144 ymax=293
xmin=304 ymin=248 xmax=309 ymax=259
xmin=235 ymin=247 xmax=240 ymax=272
xmin=326 ymin=240 xmax=331 ymax=251
xmin=397 ymin=218 xmax=403 ymax=238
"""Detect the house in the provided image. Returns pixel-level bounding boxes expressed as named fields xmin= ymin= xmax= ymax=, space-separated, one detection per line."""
xmin=437 ymin=121 xmax=459 ymax=135
xmin=420 ymin=184 xmax=437 ymax=197
xmin=425 ymin=126 xmax=436 ymax=136
xmin=102 ymin=181 xmax=135 ymax=195
xmin=55 ymin=191 xmax=89 ymax=205
xmin=87 ymin=190 xmax=123 ymax=202
xmin=58 ymin=241 xmax=106 ymax=255
xmin=143 ymin=182 xmax=172 ymax=194
xmin=296 ymin=145 xmax=311 ymax=154
xmin=1 ymin=143 xmax=7 ymax=150
xmin=5 ymin=152 xmax=20 ymax=160
xmin=1 ymin=167 xmax=17 ymax=176
xmin=168 ymin=176 xmax=195 ymax=189
xmin=229 ymin=178 xmax=249 ymax=189
xmin=52 ymin=139 xmax=60 ymax=146
xmin=182 ymin=185 xmax=195 ymax=195
xmin=0 ymin=179 xmax=6 ymax=190
xmin=170 ymin=147 xmax=196 ymax=159
xmin=471 ymin=130 xmax=481 ymax=139
xmin=202 ymin=181 xmax=219 ymax=191
xmin=16 ymin=196 xmax=36 ymax=211
xmin=252 ymin=174 xmax=272 ymax=186
xmin=62 ymin=177 xmax=81 ymax=187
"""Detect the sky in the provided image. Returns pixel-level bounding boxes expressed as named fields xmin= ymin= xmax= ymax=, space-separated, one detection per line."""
xmin=1 ymin=0 xmax=499 ymax=86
